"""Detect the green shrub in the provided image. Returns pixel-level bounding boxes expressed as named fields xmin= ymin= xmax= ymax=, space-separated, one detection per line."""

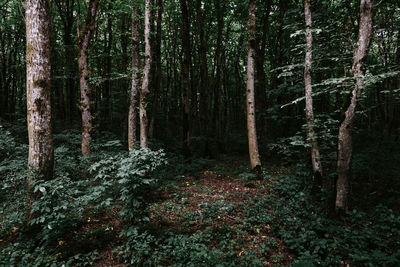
xmin=256 ymin=171 xmax=400 ymax=266
xmin=0 ymin=241 xmax=98 ymax=266
xmin=89 ymin=148 xmax=167 ymax=223
xmin=29 ymin=176 xmax=90 ymax=245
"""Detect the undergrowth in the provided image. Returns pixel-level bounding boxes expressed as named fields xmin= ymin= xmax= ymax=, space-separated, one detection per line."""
xmin=1 ymin=124 xmax=399 ymax=266
xmin=258 ymin=165 xmax=400 ymax=266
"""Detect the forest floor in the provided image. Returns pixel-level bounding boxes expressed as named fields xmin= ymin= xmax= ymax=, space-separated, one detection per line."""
xmin=2 ymin=138 xmax=398 ymax=266
xmin=95 ymin=154 xmax=294 ymax=266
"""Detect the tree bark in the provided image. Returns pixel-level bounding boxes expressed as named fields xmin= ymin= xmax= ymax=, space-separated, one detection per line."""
xmin=140 ymin=0 xmax=152 ymax=148
xmin=255 ymin=0 xmax=271 ymax=144
xmin=77 ymin=0 xmax=98 ymax=156
xmin=149 ymin=0 xmax=163 ymax=139
xmin=128 ymin=4 xmax=140 ymax=150
xmin=336 ymin=0 xmax=374 ymax=212
xmin=196 ymin=0 xmax=212 ymax=156
xmin=213 ymin=0 xmax=223 ymax=146
xmin=179 ymin=0 xmax=191 ymax=157
xmin=26 ymin=0 xmax=54 ymax=179
xmin=54 ymin=0 xmax=76 ymax=124
xmin=10 ymin=43 xmax=19 ymax=118
xmin=246 ymin=0 xmax=261 ymax=172
xmin=120 ymin=13 xmax=129 ymax=142
xmin=103 ymin=3 xmax=113 ymax=129
xmin=1 ymin=38 xmax=13 ymax=118
xmin=0 ymin=32 xmax=9 ymax=117
xmin=383 ymin=25 xmax=400 ymax=139
xmin=0 ymin=33 xmax=4 ymax=117
xmin=304 ymin=0 xmax=323 ymax=189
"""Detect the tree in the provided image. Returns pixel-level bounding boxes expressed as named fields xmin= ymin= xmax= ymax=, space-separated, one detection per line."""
xmin=304 ymin=0 xmax=323 ymax=189
xmin=255 ymin=0 xmax=271 ymax=144
xmin=120 ymin=13 xmax=129 ymax=142
xmin=196 ymin=0 xmax=212 ymax=157
xmin=140 ymin=0 xmax=152 ymax=148
xmin=128 ymin=2 xmax=140 ymax=150
xmin=213 ymin=0 xmax=223 ymax=147
xmin=102 ymin=2 xmax=113 ymax=129
xmin=54 ymin=0 xmax=76 ymax=124
xmin=149 ymin=0 xmax=163 ymax=139
xmin=26 ymin=0 xmax=54 ymax=179
xmin=246 ymin=0 xmax=261 ymax=172
xmin=179 ymin=0 xmax=191 ymax=157
xmin=77 ymin=0 xmax=99 ymax=156
xmin=336 ymin=0 xmax=374 ymax=212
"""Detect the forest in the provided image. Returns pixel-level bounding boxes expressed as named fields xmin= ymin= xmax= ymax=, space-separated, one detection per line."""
xmin=0 ymin=0 xmax=400 ymax=265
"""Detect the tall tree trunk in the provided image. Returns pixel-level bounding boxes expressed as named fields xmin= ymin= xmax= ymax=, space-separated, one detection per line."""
xmin=336 ymin=0 xmax=374 ymax=212
xmin=55 ymin=0 xmax=76 ymax=125
xmin=77 ymin=0 xmax=98 ymax=156
xmin=140 ymin=0 xmax=152 ymax=148
xmin=18 ymin=50 xmax=25 ymax=115
xmin=213 ymin=0 xmax=223 ymax=147
xmin=246 ymin=0 xmax=261 ymax=172
xmin=120 ymin=13 xmax=129 ymax=142
xmin=149 ymin=0 xmax=163 ymax=139
xmin=383 ymin=25 xmax=400 ymax=139
xmin=269 ymin=0 xmax=287 ymax=101
xmin=64 ymin=30 xmax=74 ymax=123
xmin=10 ymin=44 xmax=18 ymax=118
xmin=196 ymin=0 xmax=212 ymax=157
xmin=0 ymin=34 xmax=4 ymax=117
xmin=255 ymin=0 xmax=271 ymax=144
xmin=103 ymin=3 xmax=113 ymax=129
xmin=128 ymin=4 xmax=140 ymax=150
xmin=26 ymin=0 xmax=54 ymax=179
xmin=304 ymin=0 xmax=323 ymax=190
xmin=179 ymin=0 xmax=191 ymax=157
xmin=0 ymin=34 xmax=8 ymax=117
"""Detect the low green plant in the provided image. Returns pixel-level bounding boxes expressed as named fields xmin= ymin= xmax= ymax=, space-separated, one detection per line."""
xmin=0 ymin=241 xmax=98 ymax=266
xmin=89 ymin=148 xmax=167 ymax=223
xmin=29 ymin=176 xmax=90 ymax=245
xmin=255 ymin=171 xmax=400 ymax=266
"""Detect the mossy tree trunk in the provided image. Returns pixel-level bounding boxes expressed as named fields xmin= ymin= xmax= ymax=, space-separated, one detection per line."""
xmin=128 ymin=3 xmax=140 ymax=150
xmin=77 ymin=0 xmax=98 ymax=156
xmin=336 ymin=0 xmax=374 ymax=212
xmin=304 ymin=0 xmax=323 ymax=190
xmin=140 ymin=0 xmax=152 ymax=148
xmin=26 ymin=0 xmax=54 ymax=179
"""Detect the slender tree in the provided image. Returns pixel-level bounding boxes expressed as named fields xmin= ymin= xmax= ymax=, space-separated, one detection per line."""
xmin=383 ymin=21 xmax=400 ymax=139
xmin=140 ymin=0 xmax=152 ymax=148
xmin=77 ymin=0 xmax=98 ymax=156
xmin=336 ymin=0 xmax=374 ymax=212
xmin=304 ymin=0 xmax=323 ymax=189
xmin=26 ymin=0 xmax=54 ymax=179
xmin=54 ymin=0 xmax=76 ymax=124
xmin=102 ymin=2 xmax=113 ymax=128
xmin=196 ymin=0 xmax=212 ymax=157
xmin=179 ymin=0 xmax=191 ymax=157
xmin=255 ymin=0 xmax=271 ymax=142
xmin=246 ymin=0 xmax=261 ymax=172
xmin=128 ymin=3 xmax=140 ymax=150
xmin=149 ymin=0 xmax=163 ymax=139
xmin=120 ymin=13 xmax=129 ymax=142
xmin=213 ymin=0 xmax=223 ymax=145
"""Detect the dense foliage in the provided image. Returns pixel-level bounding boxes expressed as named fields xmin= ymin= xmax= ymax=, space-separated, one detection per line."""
xmin=1 ymin=0 xmax=400 ymax=265
xmin=1 ymin=124 xmax=399 ymax=265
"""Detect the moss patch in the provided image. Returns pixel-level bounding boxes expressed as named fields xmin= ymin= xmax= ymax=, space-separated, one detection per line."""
xmin=33 ymin=79 xmax=48 ymax=89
